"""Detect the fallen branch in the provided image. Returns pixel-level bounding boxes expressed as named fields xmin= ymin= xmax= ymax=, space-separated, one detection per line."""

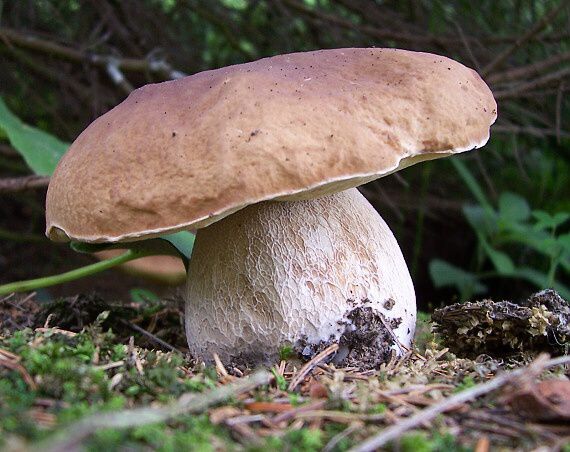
xmin=349 ymin=354 xmax=570 ymax=452
xmin=0 ymin=175 xmax=50 ymax=193
xmin=281 ymin=0 xmax=448 ymax=47
xmin=104 ymin=58 xmax=134 ymax=94
xmin=493 ymin=124 xmax=570 ymax=139
xmin=488 ymin=51 xmax=570 ymax=84
xmin=39 ymin=370 xmax=272 ymax=452
xmin=494 ymin=66 xmax=570 ymax=100
xmin=556 ymin=81 xmax=565 ymax=143
xmin=0 ymin=27 xmax=186 ymax=80
xmin=482 ymin=0 xmax=570 ymax=76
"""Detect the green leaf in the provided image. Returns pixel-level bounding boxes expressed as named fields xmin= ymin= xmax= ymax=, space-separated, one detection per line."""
xmin=503 ymin=228 xmax=552 ymax=256
xmin=479 ymin=237 xmax=515 ymax=275
xmin=221 ymin=0 xmax=248 ymax=9
xmin=451 ymin=159 xmax=493 ymax=213
xmin=70 ymin=242 xmax=116 ymax=254
xmin=429 ymin=259 xmax=487 ymax=300
xmin=558 ymin=234 xmax=570 ymax=273
xmin=463 ymin=205 xmax=497 ymax=236
xmin=553 ymin=212 xmax=570 ymax=227
xmin=532 ymin=210 xmax=570 ymax=231
xmin=160 ymin=231 xmax=195 ymax=260
xmin=129 ymin=288 xmax=160 ymax=304
xmin=559 ymin=233 xmax=570 ymax=253
xmin=560 ymin=255 xmax=570 ymax=273
xmin=498 ymin=192 xmax=530 ymax=224
xmin=70 ymin=231 xmax=194 ymax=268
xmin=0 ymin=97 xmax=69 ymax=175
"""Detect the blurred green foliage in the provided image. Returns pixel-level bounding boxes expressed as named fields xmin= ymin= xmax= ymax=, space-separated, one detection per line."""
xmin=430 ymin=158 xmax=570 ymax=300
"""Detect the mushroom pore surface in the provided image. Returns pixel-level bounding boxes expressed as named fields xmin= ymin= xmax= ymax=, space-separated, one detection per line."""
xmin=185 ymin=188 xmax=415 ymax=364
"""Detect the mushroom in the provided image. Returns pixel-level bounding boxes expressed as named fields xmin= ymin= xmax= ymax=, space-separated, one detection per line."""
xmin=45 ymin=48 xmax=496 ymax=365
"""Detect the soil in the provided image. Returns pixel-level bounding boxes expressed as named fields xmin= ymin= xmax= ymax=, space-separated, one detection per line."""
xmin=1 ymin=292 xmax=189 ymax=352
xmin=337 ymin=306 xmax=401 ymax=368
xmin=228 ymin=348 xmax=280 ymax=370
xmin=295 ymin=305 xmax=402 ymax=370
xmin=0 ymin=294 xmax=38 ymax=331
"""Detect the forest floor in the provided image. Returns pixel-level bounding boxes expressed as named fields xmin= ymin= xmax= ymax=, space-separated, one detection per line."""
xmin=0 ymin=292 xmax=569 ymax=452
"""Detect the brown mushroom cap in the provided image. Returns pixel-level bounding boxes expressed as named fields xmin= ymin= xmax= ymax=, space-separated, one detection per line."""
xmin=46 ymin=48 xmax=496 ymax=243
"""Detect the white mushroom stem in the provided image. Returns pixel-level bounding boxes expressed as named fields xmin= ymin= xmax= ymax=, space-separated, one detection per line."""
xmin=185 ymin=188 xmax=416 ymax=363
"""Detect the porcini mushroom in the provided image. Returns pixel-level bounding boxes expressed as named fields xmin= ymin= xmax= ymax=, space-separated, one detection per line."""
xmin=46 ymin=48 xmax=496 ymax=365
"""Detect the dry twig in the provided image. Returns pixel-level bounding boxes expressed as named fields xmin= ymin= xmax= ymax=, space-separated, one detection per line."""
xmin=0 ymin=175 xmax=50 ymax=193
xmin=482 ymin=0 xmax=570 ymax=76
xmin=323 ymin=422 xmax=363 ymax=452
xmin=288 ymin=343 xmax=339 ymax=391
xmin=349 ymin=354 xmax=570 ymax=452
xmin=0 ymin=348 xmax=37 ymax=390
xmin=119 ymin=318 xmax=182 ymax=354
xmin=0 ymin=27 xmax=186 ymax=80
xmin=213 ymin=352 xmax=232 ymax=380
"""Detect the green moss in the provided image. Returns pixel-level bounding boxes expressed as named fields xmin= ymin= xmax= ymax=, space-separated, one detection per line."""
xmin=414 ymin=311 xmax=440 ymax=353
xmin=282 ymin=428 xmax=323 ymax=451
xmin=288 ymin=393 xmax=303 ymax=407
xmin=271 ymin=368 xmax=288 ymax=391
xmin=399 ymin=432 xmax=433 ymax=452
xmin=369 ymin=403 xmax=387 ymax=414
xmin=454 ymin=376 xmax=476 ymax=393
xmin=278 ymin=344 xmax=295 ymax=360
xmin=396 ymin=431 xmax=470 ymax=452
xmin=81 ymin=414 xmax=231 ymax=452
xmin=0 ymin=325 xmax=226 ymax=449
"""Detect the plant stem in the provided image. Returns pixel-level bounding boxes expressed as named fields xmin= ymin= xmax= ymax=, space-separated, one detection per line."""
xmin=546 ymin=226 xmax=558 ymax=286
xmin=0 ymin=249 xmax=148 ymax=295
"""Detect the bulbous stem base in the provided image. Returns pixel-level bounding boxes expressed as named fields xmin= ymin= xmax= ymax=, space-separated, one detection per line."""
xmin=185 ymin=188 xmax=416 ymax=364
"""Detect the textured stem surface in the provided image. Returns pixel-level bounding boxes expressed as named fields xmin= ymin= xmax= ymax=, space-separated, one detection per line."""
xmin=185 ymin=188 xmax=415 ymax=363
